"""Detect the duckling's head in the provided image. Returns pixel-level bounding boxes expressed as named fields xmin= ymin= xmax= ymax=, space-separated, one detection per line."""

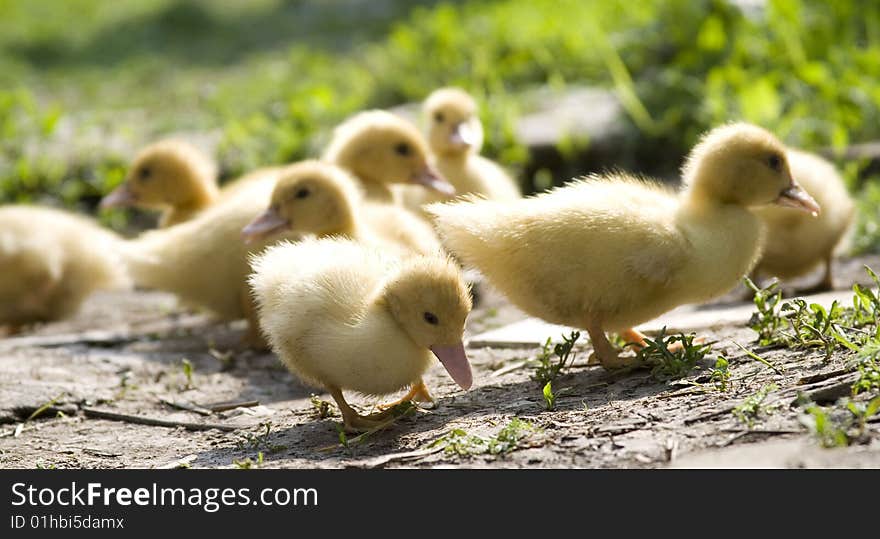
xmin=323 ymin=110 xmax=455 ymax=195
xmin=241 ymin=161 xmax=361 ymax=244
xmin=384 ymin=255 xmax=473 ymax=390
xmin=682 ymin=123 xmax=820 ymax=215
xmin=100 ymin=139 xmax=217 ymax=211
xmin=424 ymin=87 xmax=484 ymax=156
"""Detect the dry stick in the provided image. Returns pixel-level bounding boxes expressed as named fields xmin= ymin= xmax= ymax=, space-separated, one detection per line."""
xmin=201 ymin=400 xmax=260 ymax=413
xmin=82 ymin=408 xmax=237 ymax=432
xmin=159 ymin=398 xmax=212 ymax=416
xmin=361 ymin=446 xmax=445 ymax=469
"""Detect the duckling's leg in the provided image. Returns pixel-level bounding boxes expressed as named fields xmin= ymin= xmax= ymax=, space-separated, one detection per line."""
xmin=619 ymin=328 xmax=648 ymax=351
xmin=586 ymin=320 xmax=637 ymax=370
xmin=327 ymin=386 xmax=390 ymax=433
xmin=240 ymin=289 xmax=269 ymax=350
xmin=796 ymin=255 xmax=834 ymax=295
xmin=378 ymin=378 xmax=434 ymax=411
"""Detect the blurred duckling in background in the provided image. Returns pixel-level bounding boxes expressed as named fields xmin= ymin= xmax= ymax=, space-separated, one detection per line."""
xmin=428 ymin=123 xmax=820 ymax=369
xmin=249 ymin=237 xmax=473 ymax=432
xmin=751 ymin=148 xmax=855 ymax=292
xmin=119 ymin=174 xmax=295 ymax=347
xmin=101 ymin=139 xmax=283 ymax=228
xmin=398 ymin=88 xmax=520 ymax=216
xmin=101 ymin=139 xmax=219 ymax=227
xmin=0 ymin=206 xmax=128 ymax=331
xmin=241 ymin=160 xmax=441 ymax=257
xmin=322 ymin=110 xmax=455 ymax=202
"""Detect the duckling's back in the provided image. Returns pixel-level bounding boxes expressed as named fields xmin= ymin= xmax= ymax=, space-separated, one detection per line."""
xmin=0 ymin=206 xmax=128 ymax=324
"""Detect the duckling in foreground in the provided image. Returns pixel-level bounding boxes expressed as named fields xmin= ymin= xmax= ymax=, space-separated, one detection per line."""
xmin=322 ymin=110 xmax=455 ymax=203
xmin=428 ymin=123 xmax=820 ymax=369
xmin=249 ymin=237 xmax=473 ymax=431
xmin=398 ymin=88 xmax=520 ymax=216
xmin=101 ymin=139 xmax=283 ymax=227
xmin=120 ymin=173 xmax=297 ymax=346
xmin=241 ymin=160 xmax=441 ymax=256
xmin=0 ymin=206 xmax=128 ymax=330
xmin=752 ymin=148 xmax=855 ymax=292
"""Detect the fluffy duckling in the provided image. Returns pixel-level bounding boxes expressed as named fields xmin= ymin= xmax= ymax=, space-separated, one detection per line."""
xmin=752 ymin=148 xmax=855 ymax=291
xmin=102 ymin=139 xmax=282 ymax=227
xmin=428 ymin=123 xmax=820 ymax=369
xmin=0 ymin=206 xmax=128 ymax=330
xmin=249 ymin=237 xmax=473 ymax=431
xmin=120 ymin=174 xmax=297 ymax=345
xmin=241 ymin=160 xmax=441 ymax=257
xmin=399 ymin=88 xmax=520 ymax=215
xmin=322 ymin=110 xmax=455 ymax=202
xmin=101 ymin=139 xmax=219 ymax=227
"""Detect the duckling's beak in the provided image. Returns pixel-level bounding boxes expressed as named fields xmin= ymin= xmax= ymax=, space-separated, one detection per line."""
xmin=242 ymin=209 xmax=290 ymax=244
xmin=430 ymin=342 xmax=472 ymax=390
xmin=775 ymin=181 xmax=820 ymax=217
xmin=449 ymin=122 xmax=476 ymax=149
xmin=100 ymin=184 xmax=137 ymax=209
xmin=412 ymin=167 xmax=456 ymax=196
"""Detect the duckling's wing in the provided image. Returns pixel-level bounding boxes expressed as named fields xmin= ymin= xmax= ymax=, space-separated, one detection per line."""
xmin=620 ymin=226 xmax=689 ymax=286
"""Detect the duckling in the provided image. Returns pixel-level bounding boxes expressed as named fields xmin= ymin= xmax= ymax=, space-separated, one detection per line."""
xmin=101 ymin=139 xmax=283 ymax=227
xmin=398 ymin=88 xmax=521 ymax=215
xmin=101 ymin=139 xmax=219 ymax=227
xmin=241 ymin=160 xmax=441 ymax=257
xmin=427 ymin=123 xmax=820 ymax=369
xmin=751 ymin=148 xmax=855 ymax=292
xmin=119 ymin=174 xmax=298 ymax=346
xmin=322 ymin=110 xmax=455 ymax=203
xmin=0 ymin=205 xmax=128 ymax=329
xmin=248 ymin=237 xmax=473 ymax=432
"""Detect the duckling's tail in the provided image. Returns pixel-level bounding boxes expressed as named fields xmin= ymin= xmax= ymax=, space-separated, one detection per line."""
xmin=117 ymin=230 xmax=173 ymax=292
xmin=424 ymin=197 xmax=497 ymax=268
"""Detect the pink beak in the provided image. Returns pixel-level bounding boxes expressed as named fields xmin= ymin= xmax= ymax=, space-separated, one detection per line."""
xmin=241 ymin=209 xmax=290 ymax=244
xmin=100 ymin=184 xmax=138 ymax=209
xmin=775 ymin=180 xmax=820 ymax=217
xmin=430 ymin=342 xmax=472 ymax=390
xmin=449 ymin=122 xmax=477 ymax=149
xmin=411 ymin=167 xmax=455 ymax=196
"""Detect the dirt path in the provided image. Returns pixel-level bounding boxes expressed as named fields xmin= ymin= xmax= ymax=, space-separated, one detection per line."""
xmin=2 ymin=256 xmax=880 ymax=469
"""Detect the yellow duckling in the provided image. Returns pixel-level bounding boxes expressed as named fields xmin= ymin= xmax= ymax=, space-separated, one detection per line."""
xmin=399 ymin=88 xmax=521 ymax=215
xmin=322 ymin=110 xmax=455 ymax=202
xmin=427 ymin=123 xmax=820 ymax=369
xmin=241 ymin=160 xmax=441 ymax=257
xmin=248 ymin=237 xmax=473 ymax=431
xmin=100 ymin=139 xmax=219 ymax=227
xmin=751 ymin=148 xmax=855 ymax=291
xmin=101 ymin=139 xmax=282 ymax=227
xmin=0 ymin=205 xmax=128 ymax=330
xmin=120 ymin=173 xmax=296 ymax=346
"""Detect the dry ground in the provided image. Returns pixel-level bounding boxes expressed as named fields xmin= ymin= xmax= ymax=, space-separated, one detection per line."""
xmin=2 ymin=256 xmax=880 ymax=469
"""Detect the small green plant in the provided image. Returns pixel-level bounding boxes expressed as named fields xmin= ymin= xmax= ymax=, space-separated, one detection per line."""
xmin=181 ymin=358 xmax=194 ymax=390
xmin=733 ymin=383 xmax=778 ymax=427
xmin=636 ymin=327 xmax=713 ymax=381
xmin=531 ymin=332 xmax=580 ymax=388
xmin=429 ymin=419 xmax=538 ymax=457
xmin=708 ymin=356 xmax=732 ymax=392
xmin=745 ymin=278 xmax=784 ymax=346
xmin=233 ymin=452 xmax=264 ymax=469
xmin=800 ymin=397 xmax=880 ymax=448
xmin=309 ymin=394 xmax=336 ymax=419
xmin=235 ymin=421 xmax=275 ymax=450
xmin=542 ymin=381 xmax=556 ymax=410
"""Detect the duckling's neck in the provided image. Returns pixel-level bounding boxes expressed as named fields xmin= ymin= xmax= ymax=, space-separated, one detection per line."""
xmin=359 ymin=180 xmax=395 ymax=203
xmin=676 ymin=194 xmax=763 ymax=301
xmin=318 ymin=212 xmax=362 ymax=241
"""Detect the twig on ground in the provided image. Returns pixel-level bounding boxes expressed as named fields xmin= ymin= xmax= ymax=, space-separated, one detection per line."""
xmin=82 ymin=407 xmax=237 ymax=432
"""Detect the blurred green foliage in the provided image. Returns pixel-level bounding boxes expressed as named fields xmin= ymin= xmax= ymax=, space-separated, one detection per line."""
xmin=1 ymin=0 xmax=880 ymax=244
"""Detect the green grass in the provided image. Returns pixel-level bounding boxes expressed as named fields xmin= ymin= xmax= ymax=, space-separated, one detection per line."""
xmin=429 ymin=418 xmax=537 ymax=457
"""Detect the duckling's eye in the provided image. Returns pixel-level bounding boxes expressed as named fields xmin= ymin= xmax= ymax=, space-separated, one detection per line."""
xmin=434 ymin=112 xmax=445 ymax=123
xmin=139 ymin=167 xmax=152 ymax=181
xmin=767 ymin=154 xmax=782 ymax=172
xmin=294 ymin=187 xmax=311 ymax=199
xmin=423 ymin=311 xmax=439 ymax=325
xmin=394 ymin=142 xmax=411 ymax=156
